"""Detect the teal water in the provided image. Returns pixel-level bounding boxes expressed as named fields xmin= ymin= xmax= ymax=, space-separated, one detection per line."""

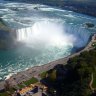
xmin=0 ymin=2 xmax=96 ymax=80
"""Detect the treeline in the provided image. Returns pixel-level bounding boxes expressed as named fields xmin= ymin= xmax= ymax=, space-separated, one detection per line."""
xmin=41 ymin=48 xmax=96 ymax=96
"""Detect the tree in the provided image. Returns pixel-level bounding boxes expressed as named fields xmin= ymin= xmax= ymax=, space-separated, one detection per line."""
xmin=48 ymin=69 xmax=56 ymax=81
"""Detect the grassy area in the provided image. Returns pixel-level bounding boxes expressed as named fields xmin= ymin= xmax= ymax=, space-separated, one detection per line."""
xmin=92 ymin=72 xmax=96 ymax=88
xmin=22 ymin=77 xmax=38 ymax=86
xmin=0 ymin=88 xmax=16 ymax=96
xmin=40 ymin=71 xmax=47 ymax=79
xmin=18 ymin=84 xmax=25 ymax=89
xmin=0 ymin=92 xmax=9 ymax=96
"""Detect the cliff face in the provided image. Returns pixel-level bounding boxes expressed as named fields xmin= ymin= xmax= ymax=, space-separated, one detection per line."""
xmin=0 ymin=19 xmax=17 ymax=49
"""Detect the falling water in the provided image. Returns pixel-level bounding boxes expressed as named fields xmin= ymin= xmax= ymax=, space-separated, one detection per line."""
xmin=16 ymin=21 xmax=90 ymax=49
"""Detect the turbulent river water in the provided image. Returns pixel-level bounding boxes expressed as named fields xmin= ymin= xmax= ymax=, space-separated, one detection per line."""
xmin=0 ymin=1 xmax=96 ymax=80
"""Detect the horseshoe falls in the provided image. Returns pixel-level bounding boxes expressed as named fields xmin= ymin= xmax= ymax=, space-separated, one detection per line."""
xmin=17 ymin=22 xmax=90 ymax=48
xmin=0 ymin=2 xmax=96 ymax=80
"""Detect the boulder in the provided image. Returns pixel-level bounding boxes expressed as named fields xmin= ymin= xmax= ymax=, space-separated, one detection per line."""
xmin=83 ymin=22 xmax=95 ymax=28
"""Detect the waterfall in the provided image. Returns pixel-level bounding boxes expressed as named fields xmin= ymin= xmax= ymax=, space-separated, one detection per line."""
xmin=63 ymin=24 xmax=90 ymax=48
xmin=16 ymin=21 xmax=90 ymax=49
xmin=17 ymin=27 xmax=33 ymax=41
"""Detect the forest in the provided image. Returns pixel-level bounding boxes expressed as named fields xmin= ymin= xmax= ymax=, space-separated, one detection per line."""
xmin=41 ymin=48 xmax=96 ymax=96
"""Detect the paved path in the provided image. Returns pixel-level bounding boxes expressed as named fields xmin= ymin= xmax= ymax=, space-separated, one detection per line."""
xmin=89 ymin=73 xmax=94 ymax=92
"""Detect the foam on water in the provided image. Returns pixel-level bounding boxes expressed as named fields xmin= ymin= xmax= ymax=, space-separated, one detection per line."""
xmin=5 ymin=73 xmax=13 ymax=80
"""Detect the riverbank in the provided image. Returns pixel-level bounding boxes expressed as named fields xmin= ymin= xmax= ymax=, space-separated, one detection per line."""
xmin=0 ymin=33 xmax=96 ymax=91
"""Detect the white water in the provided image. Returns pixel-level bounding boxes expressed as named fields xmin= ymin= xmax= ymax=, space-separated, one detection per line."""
xmin=17 ymin=21 xmax=76 ymax=49
xmin=64 ymin=24 xmax=90 ymax=48
xmin=16 ymin=21 xmax=90 ymax=49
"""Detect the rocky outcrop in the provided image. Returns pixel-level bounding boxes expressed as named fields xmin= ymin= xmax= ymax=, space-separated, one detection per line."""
xmin=83 ymin=22 xmax=95 ymax=28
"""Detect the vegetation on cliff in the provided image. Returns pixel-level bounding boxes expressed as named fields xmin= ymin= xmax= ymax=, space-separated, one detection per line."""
xmin=41 ymin=48 xmax=96 ymax=96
